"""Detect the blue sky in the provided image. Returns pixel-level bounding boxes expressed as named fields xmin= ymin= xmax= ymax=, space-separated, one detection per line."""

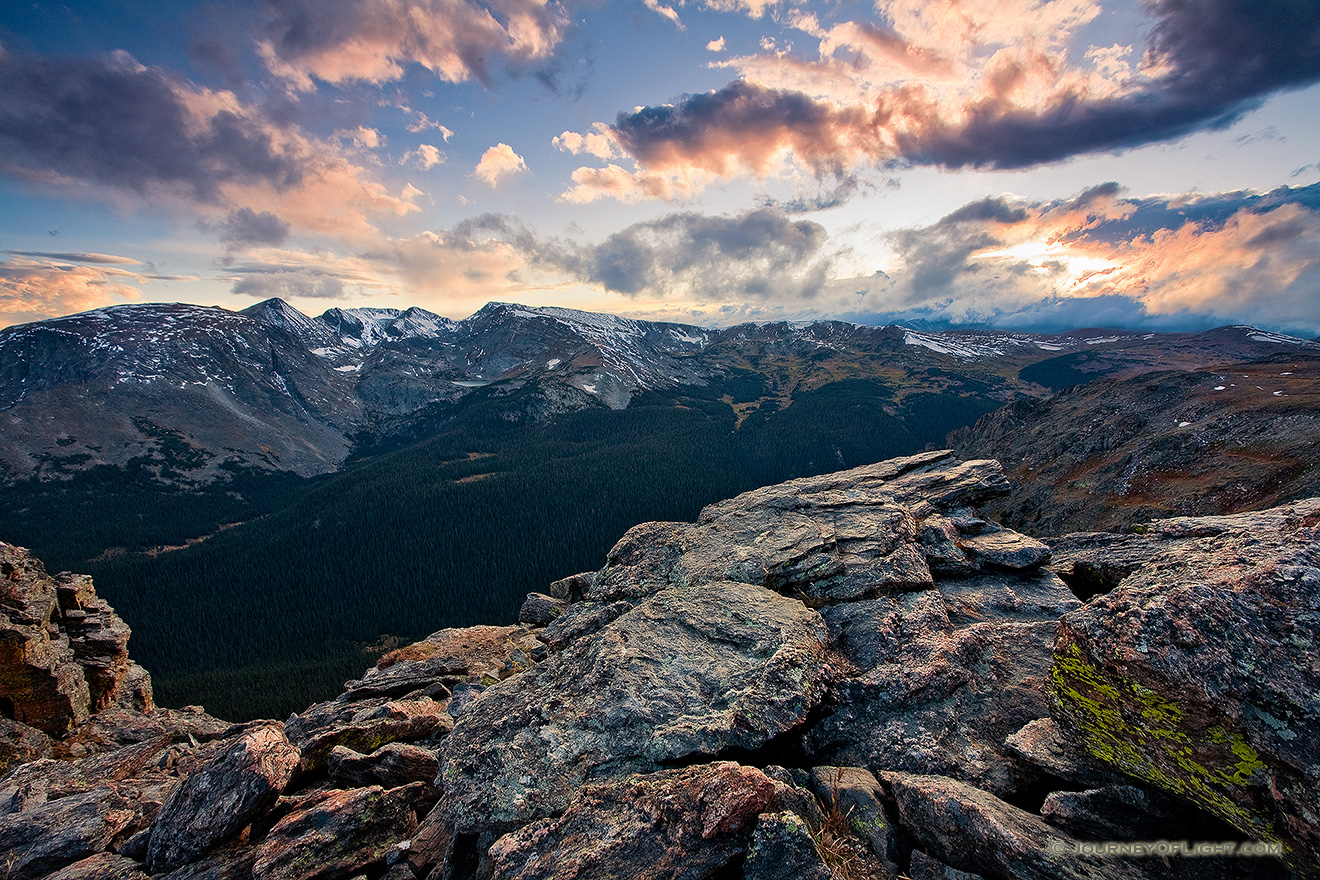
xmin=2 ymin=0 xmax=1319 ymax=333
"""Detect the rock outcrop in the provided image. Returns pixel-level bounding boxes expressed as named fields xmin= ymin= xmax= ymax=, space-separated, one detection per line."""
xmin=3 ymin=451 xmax=1315 ymax=879
xmin=1 ymin=543 xmax=150 ymax=743
xmin=1049 ymin=499 xmax=1320 ymax=873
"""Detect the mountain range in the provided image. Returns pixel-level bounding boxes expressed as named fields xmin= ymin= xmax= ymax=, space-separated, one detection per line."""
xmin=2 ymin=300 xmax=1318 ymax=719
xmin=6 ymin=298 xmax=1314 ymax=486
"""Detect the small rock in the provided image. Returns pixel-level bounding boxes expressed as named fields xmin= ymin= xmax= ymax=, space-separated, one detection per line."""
xmin=36 ymin=852 xmax=149 ymax=880
xmin=807 ymin=766 xmax=899 ymax=866
xmin=959 ymin=531 xmax=1050 ymax=570
xmin=1040 ymin=785 xmax=1186 ymax=841
xmin=545 ymin=572 xmax=592 ymax=602
xmin=517 ymin=593 xmax=566 ymax=627
xmin=888 ymin=773 xmax=1156 ymax=880
xmin=293 ymin=698 xmax=452 ymax=773
xmin=536 ymin=600 xmax=633 ymax=651
xmin=1003 ymin=718 xmax=1119 ymax=788
xmin=908 ymin=849 xmax=984 ymax=880
xmin=328 ymin=743 xmax=440 ymax=790
xmin=152 ymin=842 xmax=256 ymax=880
xmin=742 ymin=812 xmax=831 ymax=880
xmin=0 ymin=716 xmax=54 ymax=778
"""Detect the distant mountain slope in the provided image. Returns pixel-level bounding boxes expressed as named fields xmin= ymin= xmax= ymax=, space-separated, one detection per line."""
xmin=949 ymin=352 xmax=1320 ymax=534
xmin=0 ymin=303 xmax=365 ymax=481
xmin=3 ymin=299 xmax=1316 ymax=489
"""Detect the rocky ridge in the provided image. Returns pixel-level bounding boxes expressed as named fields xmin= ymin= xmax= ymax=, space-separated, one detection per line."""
xmin=2 ymin=451 xmax=1317 ymax=879
xmin=950 ymin=354 xmax=1320 ymax=534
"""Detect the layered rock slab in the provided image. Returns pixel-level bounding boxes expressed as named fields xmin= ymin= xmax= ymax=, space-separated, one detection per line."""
xmin=439 ymin=580 xmax=829 ymax=831
xmin=888 ymin=773 xmax=1158 ymax=880
xmin=483 ymin=762 xmax=777 ymax=880
xmin=586 ymin=450 xmax=1025 ymax=605
xmin=252 ymin=783 xmax=426 ymax=880
xmin=1049 ymin=498 xmax=1320 ymax=870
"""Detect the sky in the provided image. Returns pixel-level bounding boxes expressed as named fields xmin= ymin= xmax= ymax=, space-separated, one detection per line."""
xmin=1 ymin=0 xmax=1319 ymax=334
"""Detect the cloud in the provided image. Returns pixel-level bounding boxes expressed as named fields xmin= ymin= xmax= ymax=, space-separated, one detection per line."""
xmin=0 ymin=256 xmax=144 ymax=328
xmin=862 ymin=182 xmax=1320 ymax=334
xmin=561 ymin=0 xmax=1320 ymax=200
xmin=581 ymin=206 xmax=830 ymax=301
xmin=553 ymin=122 xmax=621 ymax=160
xmin=699 ymin=0 xmax=790 ymax=18
xmin=0 ymin=50 xmax=420 ymax=242
xmin=758 ymin=173 xmax=892 ymax=213
xmin=215 ymin=208 xmax=292 ymax=249
xmin=473 ymin=143 xmax=527 ymax=186
xmin=226 ymin=246 xmax=399 ymax=302
xmin=403 ymin=144 xmax=446 ymax=169
xmin=3 ymin=250 xmax=141 ymax=266
xmin=644 ymin=0 xmax=685 ymax=29
xmin=560 ymin=164 xmax=716 ymax=203
xmin=0 ymin=50 xmax=301 ymax=201
xmin=707 ymin=36 xmax=726 ymax=53
xmin=257 ymin=0 xmax=571 ymax=90
xmin=231 ymin=268 xmax=348 ymax=300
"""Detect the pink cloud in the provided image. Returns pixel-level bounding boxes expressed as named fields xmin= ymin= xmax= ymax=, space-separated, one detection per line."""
xmin=474 ymin=143 xmax=528 ymax=186
xmin=0 ymin=50 xmax=421 ymax=246
xmin=258 ymin=0 xmax=571 ymax=90
xmin=0 ymin=257 xmax=145 ymax=328
xmin=561 ymin=0 xmax=1320 ymax=202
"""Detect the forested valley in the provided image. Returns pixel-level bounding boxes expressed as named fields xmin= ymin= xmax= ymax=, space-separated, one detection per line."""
xmin=0 ymin=372 xmax=997 ymax=719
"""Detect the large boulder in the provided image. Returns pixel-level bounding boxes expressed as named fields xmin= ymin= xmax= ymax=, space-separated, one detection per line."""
xmin=804 ymin=571 xmax=1080 ymax=796
xmin=147 ymin=724 xmax=301 ymax=872
xmin=440 ymin=580 xmax=830 ymax=831
xmin=1049 ymin=498 xmax=1320 ymax=871
xmin=0 ymin=787 xmax=136 ymax=880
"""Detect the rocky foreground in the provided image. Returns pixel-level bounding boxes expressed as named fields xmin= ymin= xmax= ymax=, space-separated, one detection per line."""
xmin=2 ymin=450 xmax=1317 ymax=880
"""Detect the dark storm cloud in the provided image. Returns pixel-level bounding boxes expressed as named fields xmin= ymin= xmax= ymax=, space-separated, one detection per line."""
xmin=216 ymin=208 xmax=293 ymax=248
xmin=602 ymin=0 xmax=1320 ymax=174
xmin=586 ymin=206 xmax=829 ymax=299
xmin=611 ymin=79 xmax=874 ymax=175
xmin=885 ymin=196 xmax=1024 ymax=301
xmin=1076 ymin=180 xmax=1320 ymax=244
xmin=231 ymin=267 xmax=347 ymax=299
xmin=0 ymin=51 xmax=303 ymax=201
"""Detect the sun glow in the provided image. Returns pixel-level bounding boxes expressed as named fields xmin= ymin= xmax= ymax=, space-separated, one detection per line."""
xmin=976 ymin=240 xmax=1121 ymax=290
